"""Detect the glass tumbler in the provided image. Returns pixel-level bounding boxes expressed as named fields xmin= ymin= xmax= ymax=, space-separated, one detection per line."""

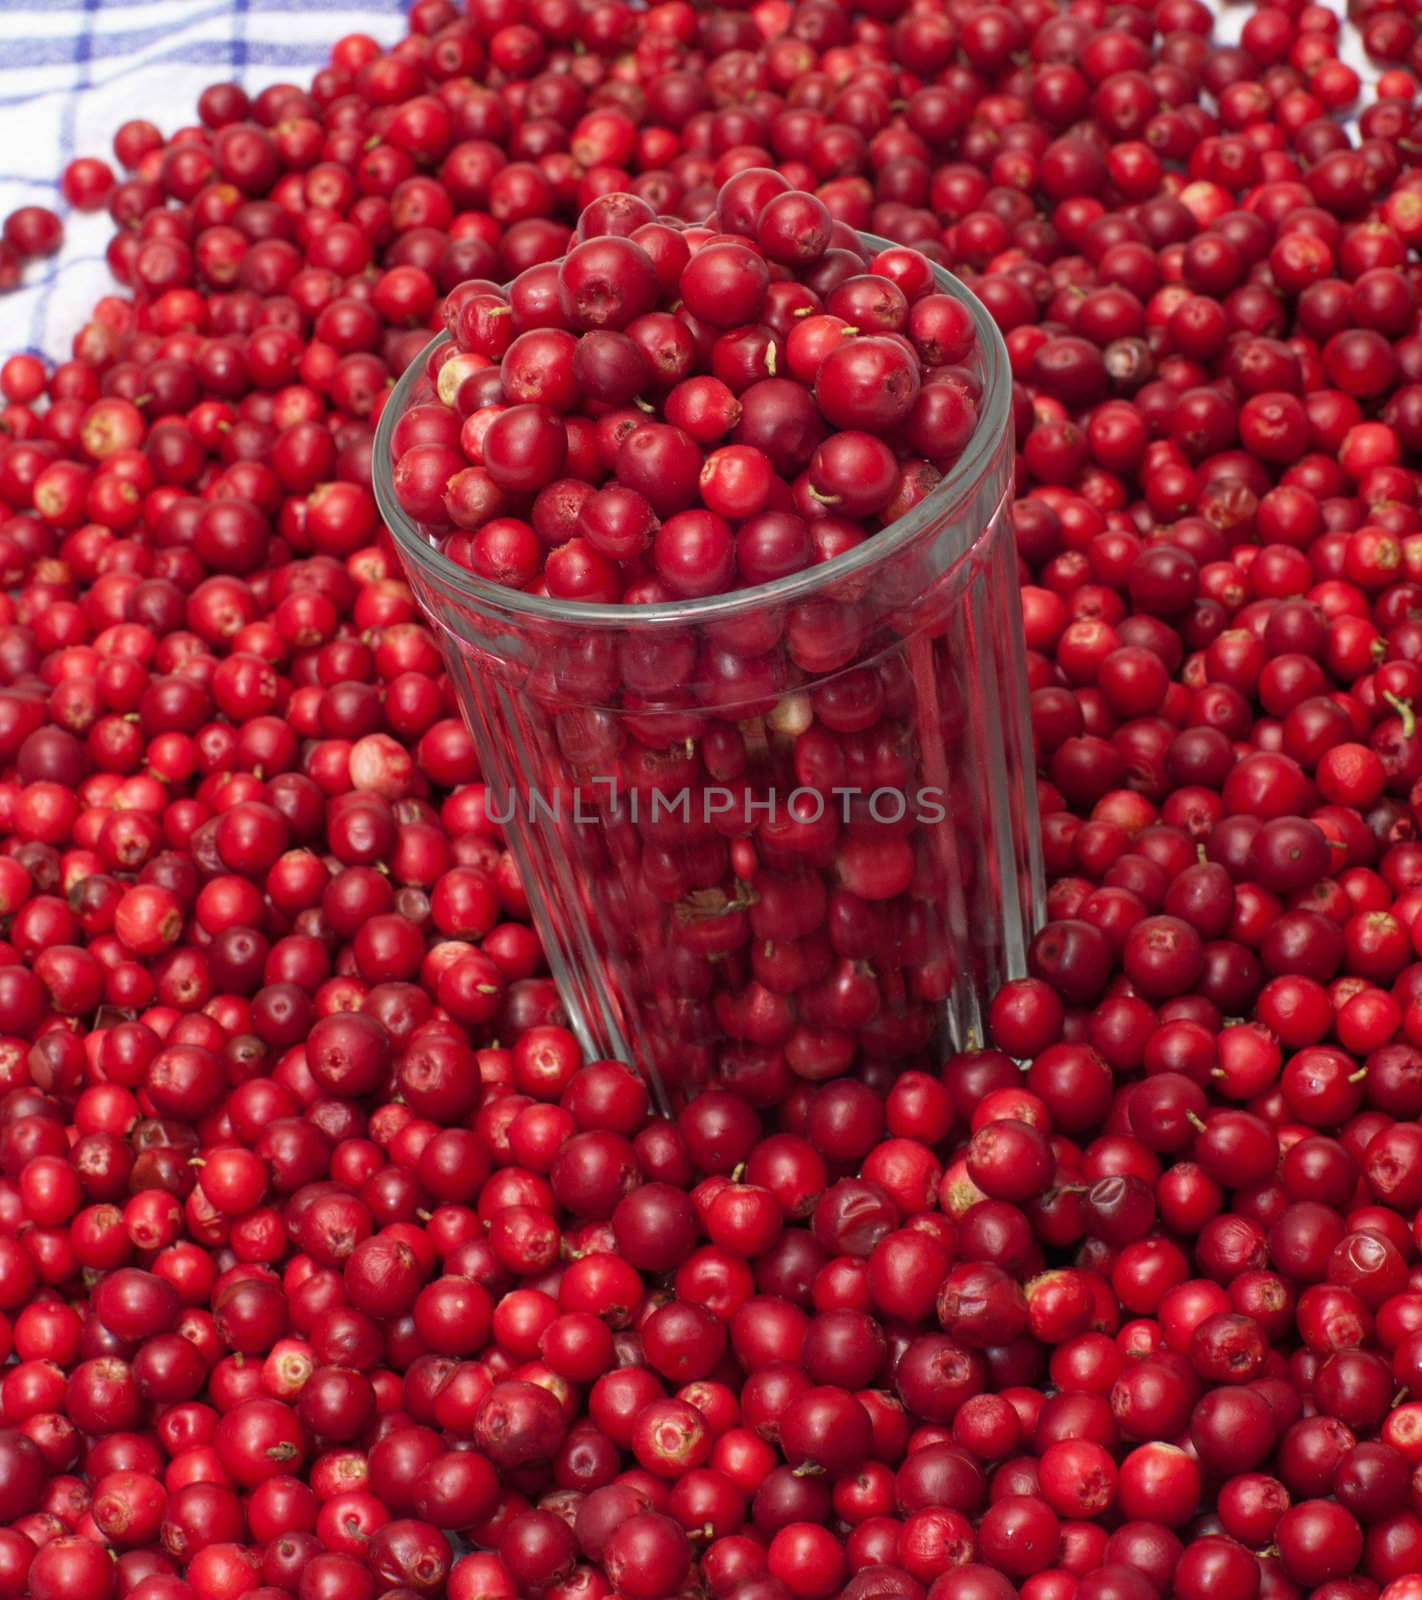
xmin=375 ymin=238 xmax=1042 ymax=1111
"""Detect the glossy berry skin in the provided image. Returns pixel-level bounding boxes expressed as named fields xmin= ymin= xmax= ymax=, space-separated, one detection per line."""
xmin=3 ymin=22 xmax=1422 ymax=1600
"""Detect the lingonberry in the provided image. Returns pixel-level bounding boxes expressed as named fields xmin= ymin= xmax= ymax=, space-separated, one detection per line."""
xmin=0 ymin=18 xmax=1421 ymax=1600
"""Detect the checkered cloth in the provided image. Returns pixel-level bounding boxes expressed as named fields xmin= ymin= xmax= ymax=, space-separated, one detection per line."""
xmin=0 ymin=0 xmax=409 ymax=359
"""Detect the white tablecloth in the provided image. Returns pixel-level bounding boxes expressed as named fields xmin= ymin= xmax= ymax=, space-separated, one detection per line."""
xmin=0 ymin=0 xmax=408 ymax=358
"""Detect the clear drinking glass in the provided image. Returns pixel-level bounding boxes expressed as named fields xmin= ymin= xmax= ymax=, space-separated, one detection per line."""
xmin=375 ymin=237 xmax=1042 ymax=1111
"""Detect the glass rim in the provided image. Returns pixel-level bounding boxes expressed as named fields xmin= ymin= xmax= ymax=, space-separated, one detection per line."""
xmin=372 ymin=230 xmax=1013 ymax=629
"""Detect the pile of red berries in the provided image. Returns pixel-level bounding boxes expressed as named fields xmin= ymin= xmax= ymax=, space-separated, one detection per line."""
xmin=1 ymin=2 xmax=1422 ymax=1600
xmin=391 ymin=181 xmax=981 ymax=600
xmin=382 ymin=176 xmax=1009 ymax=1098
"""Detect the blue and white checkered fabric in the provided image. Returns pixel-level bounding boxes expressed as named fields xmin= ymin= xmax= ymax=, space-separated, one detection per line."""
xmin=0 ymin=0 xmax=409 ymax=359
